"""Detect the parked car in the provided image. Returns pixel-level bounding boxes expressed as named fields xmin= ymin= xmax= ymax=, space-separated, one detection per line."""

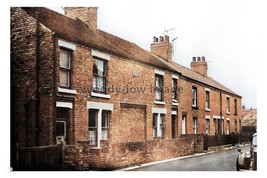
xmin=236 ymin=133 xmax=257 ymax=171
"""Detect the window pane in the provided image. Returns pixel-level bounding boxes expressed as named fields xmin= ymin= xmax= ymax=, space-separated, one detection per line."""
xmin=56 ymin=122 xmax=65 ymax=137
xmin=101 ymin=129 xmax=109 ymax=140
xmin=59 ymin=69 xmax=69 ymax=87
xmin=89 ymin=110 xmax=98 ymax=127
xmin=93 ymin=58 xmax=105 ymax=76
xmin=155 ymin=89 xmax=162 ymax=100
xmin=60 ymin=50 xmax=70 ymax=69
xmin=102 ymin=111 xmax=110 ymax=127
xmin=160 ymin=115 xmax=164 ymax=126
xmin=93 ymin=75 xmax=105 ymax=92
xmin=172 ymin=79 xmax=177 ymax=100
xmin=153 ymin=114 xmax=157 ymax=137
xmin=89 ymin=129 xmax=97 ymax=145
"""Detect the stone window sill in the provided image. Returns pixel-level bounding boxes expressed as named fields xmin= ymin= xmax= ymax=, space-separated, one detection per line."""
xmin=154 ymin=101 xmax=165 ymax=105
xmin=58 ymin=87 xmax=77 ymax=95
xmin=91 ymin=92 xmax=111 ymax=99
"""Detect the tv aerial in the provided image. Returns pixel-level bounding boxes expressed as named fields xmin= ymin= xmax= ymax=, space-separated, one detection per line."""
xmin=164 ymin=28 xmax=178 ymax=56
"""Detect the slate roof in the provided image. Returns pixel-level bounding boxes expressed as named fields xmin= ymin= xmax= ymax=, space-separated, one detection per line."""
xmin=21 ymin=7 xmax=241 ymax=97
xmin=172 ymin=62 xmax=241 ymax=97
xmin=21 ymin=7 xmax=178 ymax=73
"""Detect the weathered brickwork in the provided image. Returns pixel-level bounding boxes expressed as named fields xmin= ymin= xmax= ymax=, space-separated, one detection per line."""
xmin=179 ymin=77 xmax=242 ymax=136
xmin=11 ymin=7 xmax=55 ymax=147
xmin=11 ymin=7 xmax=242 ymax=170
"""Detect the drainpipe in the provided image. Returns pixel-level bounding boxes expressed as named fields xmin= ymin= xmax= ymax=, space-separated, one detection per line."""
xmin=220 ymin=90 xmax=222 ymax=135
xmin=24 ymin=81 xmax=29 ymax=147
xmin=52 ymin=32 xmax=57 ymax=144
xmin=35 ymin=11 xmax=40 ymax=146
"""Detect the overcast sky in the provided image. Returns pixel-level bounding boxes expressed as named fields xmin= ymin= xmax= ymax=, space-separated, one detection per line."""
xmin=49 ymin=3 xmax=261 ymax=108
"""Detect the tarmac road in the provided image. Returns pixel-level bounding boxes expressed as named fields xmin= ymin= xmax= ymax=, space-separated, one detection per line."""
xmin=129 ymin=145 xmax=250 ymax=171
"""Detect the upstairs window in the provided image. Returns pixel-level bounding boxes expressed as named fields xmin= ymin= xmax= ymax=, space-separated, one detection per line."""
xmin=172 ymin=78 xmax=177 ymax=101
xmin=226 ymin=97 xmax=230 ymax=114
xmin=205 ymin=91 xmax=210 ymax=110
xmin=192 ymin=86 xmax=197 ymax=107
xmin=59 ymin=49 xmax=71 ymax=87
xmin=234 ymin=99 xmax=238 ymax=115
xmin=155 ymin=75 xmax=163 ymax=101
xmin=93 ymin=58 xmax=107 ymax=93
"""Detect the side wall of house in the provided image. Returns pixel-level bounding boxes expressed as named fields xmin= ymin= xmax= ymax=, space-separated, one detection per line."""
xmin=11 ymin=7 xmax=55 ymax=147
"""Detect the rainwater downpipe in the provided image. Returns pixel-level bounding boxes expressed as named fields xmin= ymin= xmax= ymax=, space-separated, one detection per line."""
xmin=52 ymin=32 xmax=57 ymax=144
xmin=35 ymin=11 xmax=40 ymax=146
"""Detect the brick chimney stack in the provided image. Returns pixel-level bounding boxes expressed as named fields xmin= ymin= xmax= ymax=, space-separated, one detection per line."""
xmin=150 ymin=35 xmax=172 ymax=63
xmin=64 ymin=7 xmax=98 ymax=29
xmin=190 ymin=56 xmax=208 ymax=76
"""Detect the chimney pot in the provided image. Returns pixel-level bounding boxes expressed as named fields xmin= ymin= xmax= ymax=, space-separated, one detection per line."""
xmin=165 ymin=35 xmax=169 ymax=42
xmin=193 ymin=57 xmax=196 ymax=62
xmin=197 ymin=57 xmax=201 ymax=61
xmin=202 ymin=56 xmax=205 ymax=61
xmin=159 ymin=36 xmax=164 ymax=42
xmin=153 ymin=37 xmax=158 ymax=43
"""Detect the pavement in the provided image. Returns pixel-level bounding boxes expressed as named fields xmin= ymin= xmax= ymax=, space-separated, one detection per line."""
xmin=118 ymin=143 xmax=250 ymax=171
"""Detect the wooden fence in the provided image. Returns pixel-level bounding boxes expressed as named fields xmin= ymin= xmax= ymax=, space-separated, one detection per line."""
xmin=203 ymin=133 xmax=252 ymax=150
xmin=15 ymin=143 xmax=64 ymax=171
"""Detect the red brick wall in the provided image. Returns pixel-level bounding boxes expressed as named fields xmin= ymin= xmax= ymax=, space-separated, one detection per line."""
xmin=88 ymin=135 xmax=202 ymax=170
xmin=11 ymin=7 xmax=55 ymax=147
xmin=179 ymin=77 xmax=242 ymax=136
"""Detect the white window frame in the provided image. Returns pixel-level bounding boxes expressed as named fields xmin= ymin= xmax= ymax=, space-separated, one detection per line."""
xmin=152 ymin=108 xmax=166 ymax=138
xmin=152 ymin=113 xmax=165 ymax=138
xmin=59 ymin=49 xmax=71 ymax=88
xmin=155 ymin=74 xmax=164 ymax=102
xmin=182 ymin=114 xmax=187 ymax=135
xmin=205 ymin=116 xmax=210 ymax=135
xmin=193 ymin=117 xmax=197 ymax=134
xmin=226 ymin=118 xmax=230 ymax=135
xmin=87 ymin=101 xmax=113 ymax=148
xmin=226 ymin=96 xmax=230 ymax=114
xmin=205 ymin=90 xmax=210 ymax=111
xmin=192 ymin=87 xmax=197 ymax=107
xmin=172 ymin=77 xmax=178 ymax=102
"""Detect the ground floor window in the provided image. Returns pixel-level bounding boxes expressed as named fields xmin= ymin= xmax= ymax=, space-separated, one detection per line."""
xmin=205 ymin=119 xmax=210 ymax=135
xmin=101 ymin=111 xmax=110 ymax=140
xmin=88 ymin=109 xmax=110 ymax=146
xmin=234 ymin=120 xmax=237 ymax=133
xmin=56 ymin=108 xmax=70 ymax=144
xmin=221 ymin=120 xmax=224 ymax=135
xmin=89 ymin=109 xmax=98 ymax=146
xmin=171 ymin=114 xmax=178 ymax=138
xmin=193 ymin=117 xmax=197 ymax=134
xmin=226 ymin=120 xmax=230 ymax=135
xmin=153 ymin=113 xmax=164 ymax=138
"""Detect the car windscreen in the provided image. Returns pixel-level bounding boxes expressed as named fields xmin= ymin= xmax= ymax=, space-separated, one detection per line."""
xmin=252 ymin=136 xmax=257 ymax=145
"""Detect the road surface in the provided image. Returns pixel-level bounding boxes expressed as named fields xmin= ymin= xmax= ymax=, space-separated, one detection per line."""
xmin=130 ymin=145 xmax=250 ymax=171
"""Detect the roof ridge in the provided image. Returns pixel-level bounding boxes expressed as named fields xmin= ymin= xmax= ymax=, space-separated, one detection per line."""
xmin=172 ymin=61 xmax=240 ymax=96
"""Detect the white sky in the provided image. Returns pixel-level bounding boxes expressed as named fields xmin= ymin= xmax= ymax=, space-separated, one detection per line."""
xmin=48 ymin=2 xmax=262 ymax=108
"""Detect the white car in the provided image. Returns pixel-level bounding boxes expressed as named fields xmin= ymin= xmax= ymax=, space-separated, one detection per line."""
xmin=236 ymin=133 xmax=257 ymax=171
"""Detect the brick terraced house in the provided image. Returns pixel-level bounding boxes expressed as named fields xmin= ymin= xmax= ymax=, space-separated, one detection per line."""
xmin=11 ymin=7 xmax=242 ymax=170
